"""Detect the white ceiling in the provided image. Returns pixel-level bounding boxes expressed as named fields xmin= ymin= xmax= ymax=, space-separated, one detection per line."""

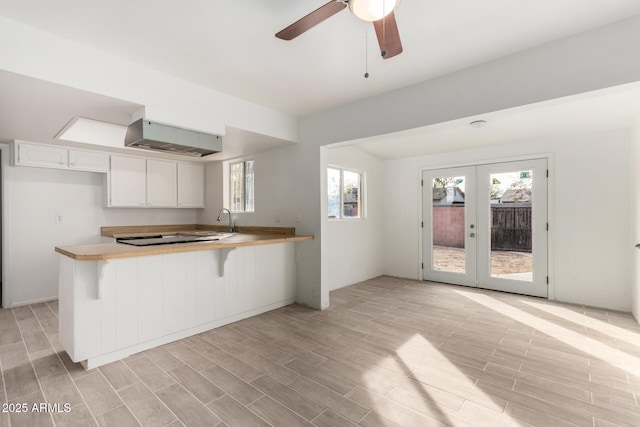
xmin=2 ymin=1 xmax=640 ymax=161
xmin=2 ymin=0 xmax=640 ymax=117
xmin=341 ymin=83 xmax=640 ymax=159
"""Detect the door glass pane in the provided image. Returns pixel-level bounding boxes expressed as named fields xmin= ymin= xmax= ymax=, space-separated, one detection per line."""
xmin=489 ymin=171 xmax=533 ymax=281
xmin=432 ymin=175 xmax=466 ymax=273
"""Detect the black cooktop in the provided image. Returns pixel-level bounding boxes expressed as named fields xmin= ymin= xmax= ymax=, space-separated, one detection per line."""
xmin=116 ymin=235 xmax=222 ymax=246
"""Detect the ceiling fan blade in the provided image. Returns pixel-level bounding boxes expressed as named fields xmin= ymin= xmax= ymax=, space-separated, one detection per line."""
xmin=276 ymin=1 xmax=347 ymax=40
xmin=373 ymin=11 xmax=403 ymax=59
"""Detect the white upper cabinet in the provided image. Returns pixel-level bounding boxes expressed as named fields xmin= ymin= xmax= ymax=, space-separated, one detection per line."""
xmin=13 ymin=140 xmax=205 ymax=209
xmin=177 ymin=163 xmax=205 ymax=208
xmin=109 ymin=155 xmax=147 ymax=207
xmin=15 ymin=141 xmax=68 ymax=169
xmin=147 ymin=159 xmax=178 ymax=208
xmin=14 ymin=141 xmax=110 ymax=173
xmin=107 ymin=155 xmax=204 ymax=208
xmin=68 ymin=149 xmax=109 ymax=172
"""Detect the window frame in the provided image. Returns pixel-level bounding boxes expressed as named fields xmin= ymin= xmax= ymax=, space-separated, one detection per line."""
xmin=327 ymin=166 xmax=365 ymax=220
xmin=229 ymin=159 xmax=255 ymax=213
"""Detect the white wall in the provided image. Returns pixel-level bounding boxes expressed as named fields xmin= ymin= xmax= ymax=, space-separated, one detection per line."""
xmin=199 ymin=161 xmax=224 ymax=226
xmin=382 ymin=129 xmax=632 ymax=312
xmin=199 ymin=146 xmax=306 ymax=229
xmin=2 ymin=148 xmax=198 ymax=307
xmin=325 ymin=146 xmax=384 ymax=291
xmin=631 ymin=120 xmax=640 ymax=322
xmin=198 ymin=142 xmax=323 ymax=309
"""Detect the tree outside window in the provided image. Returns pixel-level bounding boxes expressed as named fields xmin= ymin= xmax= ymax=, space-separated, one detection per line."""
xmin=328 ymin=167 xmax=363 ymax=219
xmin=230 ymin=160 xmax=254 ymax=212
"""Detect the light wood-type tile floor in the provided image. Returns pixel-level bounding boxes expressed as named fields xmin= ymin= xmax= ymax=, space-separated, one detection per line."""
xmin=1 ymin=276 xmax=639 ymax=426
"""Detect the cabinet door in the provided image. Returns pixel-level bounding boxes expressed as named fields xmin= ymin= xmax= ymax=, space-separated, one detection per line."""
xmin=177 ymin=163 xmax=205 ymax=208
xmin=109 ymin=155 xmax=146 ymax=207
xmin=16 ymin=142 xmax=67 ymax=169
xmin=147 ymin=159 xmax=177 ymax=207
xmin=69 ymin=149 xmax=109 ymax=172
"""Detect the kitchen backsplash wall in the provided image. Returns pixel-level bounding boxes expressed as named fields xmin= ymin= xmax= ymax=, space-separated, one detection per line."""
xmin=198 ymin=145 xmax=300 ymax=229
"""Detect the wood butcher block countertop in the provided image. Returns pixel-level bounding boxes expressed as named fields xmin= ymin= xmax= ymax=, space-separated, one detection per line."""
xmin=55 ymin=224 xmax=314 ymax=261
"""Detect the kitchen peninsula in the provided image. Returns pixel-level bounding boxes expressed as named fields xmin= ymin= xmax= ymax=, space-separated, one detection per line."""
xmin=55 ymin=224 xmax=313 ymax=369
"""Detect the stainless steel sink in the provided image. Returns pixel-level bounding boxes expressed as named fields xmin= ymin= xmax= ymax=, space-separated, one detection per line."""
xmin=196 ymin=232 xmax=234 ymax=241
xmin=180 ymin=231 xmax=234 ymax=239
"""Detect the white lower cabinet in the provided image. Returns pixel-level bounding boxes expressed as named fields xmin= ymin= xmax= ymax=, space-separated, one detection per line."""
xmin=58 ymin=243 xmax=296 ymax=369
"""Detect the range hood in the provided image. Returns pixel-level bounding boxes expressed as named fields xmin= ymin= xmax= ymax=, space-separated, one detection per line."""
xmin=125 ymin=119 xmax=222 ymax=157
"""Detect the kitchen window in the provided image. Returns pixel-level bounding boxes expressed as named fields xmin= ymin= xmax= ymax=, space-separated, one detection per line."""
xmin=230 ymin=160 xmax=254 ymax=212
xmin=328 ymin=167 xmax=363 ymax=219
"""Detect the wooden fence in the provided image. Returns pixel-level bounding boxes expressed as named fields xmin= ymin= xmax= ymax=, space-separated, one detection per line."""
xmin=491 ymin=203 xmax=531 ymax=252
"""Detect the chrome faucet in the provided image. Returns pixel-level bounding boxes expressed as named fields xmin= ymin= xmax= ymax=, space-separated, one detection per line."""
xmin=216 ymin=208 xmax=234 ymax=232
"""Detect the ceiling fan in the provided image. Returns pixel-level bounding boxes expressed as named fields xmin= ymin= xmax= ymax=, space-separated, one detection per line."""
xmin=276 ymin=0 xmax=403 ymax=59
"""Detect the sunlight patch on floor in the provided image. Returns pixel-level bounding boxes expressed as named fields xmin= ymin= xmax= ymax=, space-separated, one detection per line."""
xmin=454 ymin=289 xmax=640 ymax=379
xmin=521 ymin=299 xmax=640 ymax=347
xmin=361 ymin=332 xmax=515 ymax=424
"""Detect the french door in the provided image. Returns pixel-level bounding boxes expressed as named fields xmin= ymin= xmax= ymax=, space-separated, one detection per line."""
xmin=422 ymin=159 xmax=548 ymax=297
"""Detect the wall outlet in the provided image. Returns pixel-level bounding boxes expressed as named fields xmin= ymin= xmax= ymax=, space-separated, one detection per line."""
xmin=312 ymin=288 xmax=318 ymax=297
xmin=296 ymin=212 xmax=302 ymax=223
xmin=54 ymin=213 xmax=63 ymax=224
xmin=274 ymin=215 xmax=280 ymax=224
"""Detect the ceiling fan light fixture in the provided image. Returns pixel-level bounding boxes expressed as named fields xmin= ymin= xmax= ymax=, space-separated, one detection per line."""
xmin=349 ymin=0 xmax=399 ymax=22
